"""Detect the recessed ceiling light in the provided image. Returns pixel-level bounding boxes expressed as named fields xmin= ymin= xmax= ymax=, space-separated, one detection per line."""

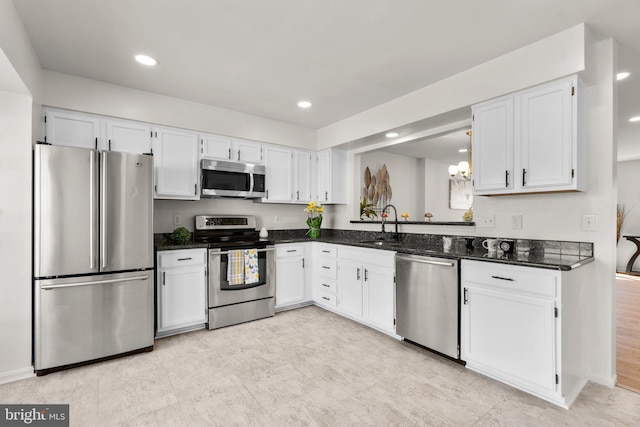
xmin=297 ymin=101 xmax=312 ymax=108
xmin=385 ymin=132 xmax=399 ymax=138
xmin=617 ymin=72 xmax=630 ymax=81
xmin=135 ymin=54 xmax=158 ymax=66
xmin=458 ymin=148 xmax=468 ymax=153
xmin=630 ymin=116 xmax=640 ymax=122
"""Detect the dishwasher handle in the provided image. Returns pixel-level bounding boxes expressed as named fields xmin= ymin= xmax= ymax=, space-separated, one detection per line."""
xmin=396 ymin=255 xmax=455 ymax=267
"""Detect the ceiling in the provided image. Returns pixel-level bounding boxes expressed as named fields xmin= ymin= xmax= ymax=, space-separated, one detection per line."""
xmin=11 ymin=0 xmax=640 ymax=157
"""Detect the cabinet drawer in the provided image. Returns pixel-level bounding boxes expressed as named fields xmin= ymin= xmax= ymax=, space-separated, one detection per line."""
xmin=317 ymin=292 xmax=337 ymax=307
xmin=318 ymin=258 xmax=338 ymax=279
xmin=317 ymin=280 xmax=337 ymax=294
xmin=462 ymin=260 xmax=558 ymax=299
xmin=158 ymin=249 xmax=206 ymax=268
xmin=276 ymin=244 xmax=304 ymax=257
xmin=317 ymin=245 xmax=337 ymax=258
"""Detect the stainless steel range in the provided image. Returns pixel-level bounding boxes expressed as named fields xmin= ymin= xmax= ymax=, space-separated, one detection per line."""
xmin=194 ymin=215 xmax=275 ymax=329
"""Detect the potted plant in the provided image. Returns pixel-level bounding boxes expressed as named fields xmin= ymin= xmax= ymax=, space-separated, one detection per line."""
xmin=305 ymin=201 xmax=324 ymax=238
xmin=359 ymin=197 xmax=378 ymax=220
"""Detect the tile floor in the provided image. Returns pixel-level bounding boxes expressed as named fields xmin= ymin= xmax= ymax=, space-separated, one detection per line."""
xmin=1 ymin=305 xmax=639 ymax=426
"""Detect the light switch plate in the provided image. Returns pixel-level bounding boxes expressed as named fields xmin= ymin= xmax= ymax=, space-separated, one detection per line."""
xmin=581 ymin=214 xmax=598 ymax=231
xmin=512 ymin=214 xmax=523 ymax=230
xmin=482 ymin=215 xmax=495 ymax=228
xmin=173 ymin=214 xmax=182 ymax=226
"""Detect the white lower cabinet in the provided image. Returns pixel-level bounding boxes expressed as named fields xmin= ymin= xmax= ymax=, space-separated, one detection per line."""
xmin=313 ymin=244 xmax=396 ymax=335
xmin=337 ymin=259 xmax=363 ymax=318
xmin=275 ymin=243 xmax=310 ymax=309
xmin=460 ymin=259 xmax=589 ymax=408
xmin=156 ymin=249 xmax=208 ymax=337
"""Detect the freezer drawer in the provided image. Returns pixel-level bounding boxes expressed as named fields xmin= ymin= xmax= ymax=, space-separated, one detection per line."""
xmin=34 ymin=271 xmax=154 ymax=373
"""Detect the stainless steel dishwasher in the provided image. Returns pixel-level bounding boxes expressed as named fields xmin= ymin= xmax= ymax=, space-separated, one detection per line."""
xmin=396 ymin=254 xmax=459 ymax=359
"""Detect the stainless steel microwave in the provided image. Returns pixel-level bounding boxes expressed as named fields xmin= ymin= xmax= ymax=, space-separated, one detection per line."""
xmin=201 ymin=159 xmax=266 ymax=198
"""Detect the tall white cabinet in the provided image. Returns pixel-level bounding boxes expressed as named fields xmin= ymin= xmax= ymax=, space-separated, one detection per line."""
xmin=460 ymin=259 xmax=589 ymax=408
xmin=472 ymin=75 xmax=586 ymax=195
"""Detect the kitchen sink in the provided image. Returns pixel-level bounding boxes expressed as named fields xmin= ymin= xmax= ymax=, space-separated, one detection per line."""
xmin=359 ymin=240 xmax=404 ymax=247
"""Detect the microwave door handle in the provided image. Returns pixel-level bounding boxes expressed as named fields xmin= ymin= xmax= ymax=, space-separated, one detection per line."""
xmin=249 ymin=172 xmax=254 ymax=196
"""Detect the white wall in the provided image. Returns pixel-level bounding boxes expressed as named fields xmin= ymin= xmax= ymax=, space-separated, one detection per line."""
xmin=616 ymin=159 xmax=640 ymax=270
xmin=423 ymin=158 xmax=469 ymax=222
xmin=155 ymin=199 xmax=319 ymax=234
xmin=318 ymin=24 xmax=590 ymax=149
xmin=42 ymin=71 xmax=316 ymax=150
xmin=358 ymin=151 xmax=419 ymax=218
xmin=0 ymin=0 xmax=43 ymax=384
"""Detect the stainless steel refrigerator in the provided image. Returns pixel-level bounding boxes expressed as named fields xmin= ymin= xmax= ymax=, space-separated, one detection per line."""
xmin=33 ymin=144 xmax=154 ymax=375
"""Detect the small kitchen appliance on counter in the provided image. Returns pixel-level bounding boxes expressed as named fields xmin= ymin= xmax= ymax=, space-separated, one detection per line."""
xmin=33 ymin=144 xmax=154 ymax=375
xmin=194 ymin=215 xmax=275 ymax=329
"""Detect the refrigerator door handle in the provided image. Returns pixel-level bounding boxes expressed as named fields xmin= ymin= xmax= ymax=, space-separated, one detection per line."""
xmin=41 ymin=275 xmax=150 ymax=290
xmin=100 ymin=152 xmax=107 ymax=270
xmin=89 ymin=151 xmax=96 ymax=269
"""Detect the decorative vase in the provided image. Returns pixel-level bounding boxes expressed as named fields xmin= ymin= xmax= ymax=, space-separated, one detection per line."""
xmin=308 ymin=227 xmax=321 ymax=239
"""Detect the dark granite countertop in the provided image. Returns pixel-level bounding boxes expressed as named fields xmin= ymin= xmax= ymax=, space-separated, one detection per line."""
xmin=155 ymin=229 xmax=594 ymax=271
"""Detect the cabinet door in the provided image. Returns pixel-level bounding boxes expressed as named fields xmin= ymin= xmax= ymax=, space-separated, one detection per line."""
xmin=158 ymin=265 xmax=207 ymax=332
xmin=103 ymin=119 xmax=152 ymax=154
xmin=472 ymin=98 xmax=514 ymax=194
xmin=44 ymin=109 xmax=100 ymax=149
xmin=201 ymin=134 xmax=233 ymax=160
xmin=275 ymin=256 xmax=305 ymax=307
xmin=338 ymin=259 xmax=363 ymax=318
xmin=519 ymin=80 xmax=574 ymax=190
xmin=363 ymin=264 xmax=395 ymax=332
xmin=234 ymin=138 xmax=263 ymax=163
xmin=154 ymin=128 xmax=200 ymax=200
xmin=317 ymin=150 xmax=331 ymax=202
xmin=461 ymin=286 xmax=556 ymax=393
xmin=293 ymin=150 xmax=313 ymax=203
xmin=264 ymin=145 xmax=293 ymax=202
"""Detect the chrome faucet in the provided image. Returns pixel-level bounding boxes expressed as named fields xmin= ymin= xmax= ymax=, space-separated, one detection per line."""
xmin=381 ymin=204 xmax=399 ymax=242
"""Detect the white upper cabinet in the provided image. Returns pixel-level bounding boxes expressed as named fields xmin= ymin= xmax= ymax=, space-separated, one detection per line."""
xmin=263 ymin=145 xmax=293 ymax=202
xmin=317 ymin=148 xmax=347 ymax=204
xmin=235 ymin=138 xmax=263 ymax=163
xmin=293 ymin=150 xmax=314 ymax=203
xmin=200 ymin=133 xmax=233 ymax=160
xmin=471 ymin=97 xmax=514 ymax=192
xmin=201 ymin=133 xmax=263 ymax=164
xmin=519 ymin=79 xmax=576 ymax=190
xmin=153 ymin=127 xmax=200 ymax=200
xmin=472 ymin=75 xmax=586 ymax=195
xmin=103 ymin=119 xmax=152 ymax=154
xmin=43 ymin=108 xmax=100 ymax=149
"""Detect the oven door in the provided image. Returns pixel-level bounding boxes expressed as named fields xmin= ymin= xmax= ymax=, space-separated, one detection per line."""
xmin=208 ymin=246 xmax=275 ymax=307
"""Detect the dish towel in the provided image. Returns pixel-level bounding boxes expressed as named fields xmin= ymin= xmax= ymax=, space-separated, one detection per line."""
xmin=227 ymin=250 xmax=245 ymax=285
xmin=244 ymin=249 xmax=260 ymax=284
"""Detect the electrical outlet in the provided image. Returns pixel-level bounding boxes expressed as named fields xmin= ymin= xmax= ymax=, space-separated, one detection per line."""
xmin=581 ymin=214 xmax=598 ymax=231
xmin=274 ymin=215 xmax=280 ymax=223
xmin=512 ymin=214 xmax=523 ymax=230
xmin=482 ymin=215 xmax=495 ymax=228
xmin=173 ymin=214 xmax=182 ymax=226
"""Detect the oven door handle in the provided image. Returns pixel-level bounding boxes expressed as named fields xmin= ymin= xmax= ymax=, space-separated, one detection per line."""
xmin=211 ymin=247 xmax=275 ymax=255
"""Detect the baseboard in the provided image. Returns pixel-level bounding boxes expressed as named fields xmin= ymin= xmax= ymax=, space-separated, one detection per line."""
xmin=0 ymin=366 xmax=35 ymax=385
xmin=588 ymin=373 xmax=617 ymax=388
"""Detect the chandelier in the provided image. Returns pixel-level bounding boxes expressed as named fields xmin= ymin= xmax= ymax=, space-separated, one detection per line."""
xmin=449 ymin=130 xmax=472 ymax=181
